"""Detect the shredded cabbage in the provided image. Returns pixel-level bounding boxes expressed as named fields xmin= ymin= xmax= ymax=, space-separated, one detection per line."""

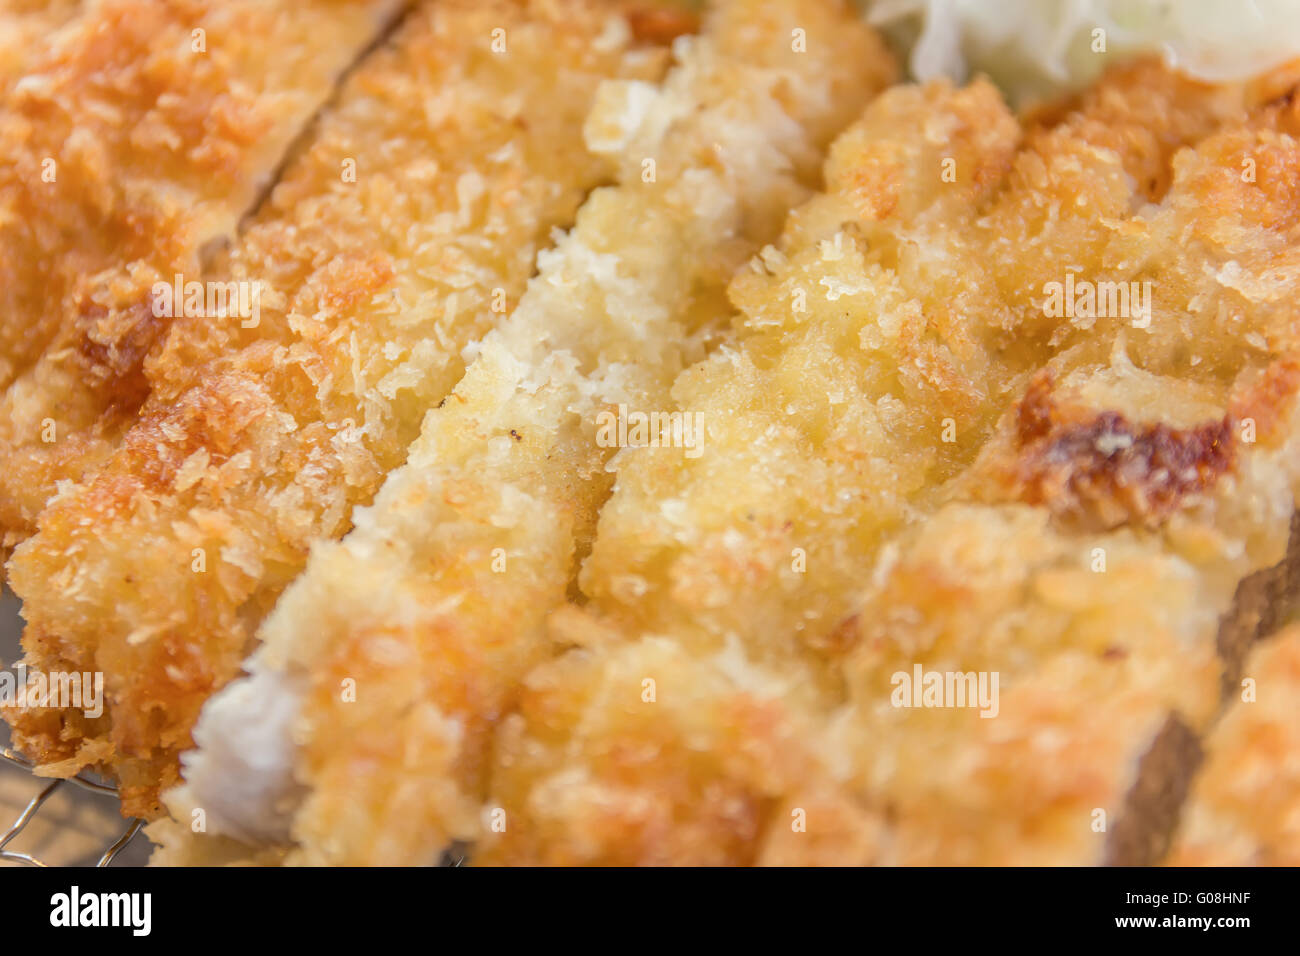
xmin=864 ymin=0 xmax=1300 ymax=105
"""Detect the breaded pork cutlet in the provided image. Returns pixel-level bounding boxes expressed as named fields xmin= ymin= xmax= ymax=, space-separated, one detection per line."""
xmin=153 ymin=0 xmax=895 ymax=866
xmin=0 ymin=0 xmax=404 ymax=555
xmin=479 ymin=59 xmax=1300 ymax=864
xmin=1166 ymin=623 xmax=1300 ymax=866
xmin=474 ymin=76 xmax=1022 ymax=864
xmin=828 ymin=71 xmax=1300 ymax=865
xmin=6 ymin=0 xmax=671 ymax=819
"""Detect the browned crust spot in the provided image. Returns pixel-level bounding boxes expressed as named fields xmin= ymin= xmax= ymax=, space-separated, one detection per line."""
xmin=1008 ymin=371 xmax=1235 ymax=530
xmin=625 ymin=5 xmax=699 ymax=45
xmin=73 ymin=294 xmax=168 ymax=415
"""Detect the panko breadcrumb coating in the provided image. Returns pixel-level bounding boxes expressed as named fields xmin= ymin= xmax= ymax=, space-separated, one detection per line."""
xmin=0 ymin=0 xmax=404 ymax=553
xmin=485 ymin=632 xmax=884 ymax=866
xmin=5 ymin=0 xmax=1297 ymax=869
xmin=156 ymin=0 xmax=895 ymax=866
xmin=1165 ymin=624 xmax=1300 ymax=866
xmin=0 ymin=1 xmax=82 ymax=94
xmin=830 ymin=79 xmax=1300 ymax=864
xmin=481 ymin=59 xmax=1300 ymax=865
xmin=6 ymin=0 xmax=669 ymax=819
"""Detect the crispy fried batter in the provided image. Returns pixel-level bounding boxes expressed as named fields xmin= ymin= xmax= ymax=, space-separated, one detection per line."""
xmin=0 ymin=0 xmax=403 ymax=551
xmin=486 ymin=635 xmax=883 ymax=866
xmin=836 ymin=501 xmax=1226 ymax=865
xmin=157 ymin=0 xmax=895 ymax=866
xmin=481 ymin=59 xmax=1300 ymax=864
xmin=9 ymin=3 xmax=1298 ymax=867
xmin=6 ymin=0 xmax=667 ymax=818
xmin=1166 ymin=624 xmax=1300 ymax=866
xmin=0 ymin=1 xmax=82 ymax=93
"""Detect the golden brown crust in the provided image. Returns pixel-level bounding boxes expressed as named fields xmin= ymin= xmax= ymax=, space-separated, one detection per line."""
xmin=484 ymin=57 xmax=1300 ymax=865
xmin=166 ymin=0 xmax=895 ymax=866
xmin=8 ymin=5 xmax=1300 ymax=867
xmin=479 ymin=639 xmax=882 ymax=866
xmin=0 ymin=1 xmax=82 ymax=93
xmin=6 ymin=0 xmax=667 ymax=818
xmin=0 ymin=0 xmax=403 ymax=547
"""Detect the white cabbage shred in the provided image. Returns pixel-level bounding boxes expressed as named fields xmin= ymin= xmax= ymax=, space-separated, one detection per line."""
xmin=865 ymin=0 xmax=1300 ymax=105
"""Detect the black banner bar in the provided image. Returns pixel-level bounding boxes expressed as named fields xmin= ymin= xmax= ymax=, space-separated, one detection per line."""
xmin=1 ymin=865 xmax=1283 ymax=943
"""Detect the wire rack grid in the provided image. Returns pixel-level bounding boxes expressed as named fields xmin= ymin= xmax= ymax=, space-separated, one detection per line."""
xmin=0 ymin=746 xmax=143 ymax=867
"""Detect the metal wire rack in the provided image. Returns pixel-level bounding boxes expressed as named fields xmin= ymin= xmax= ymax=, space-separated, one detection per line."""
xmin=0 ymin=746 xmax=143 ymax=867
xmin=1 ymin=587 xmax=143 ymax=867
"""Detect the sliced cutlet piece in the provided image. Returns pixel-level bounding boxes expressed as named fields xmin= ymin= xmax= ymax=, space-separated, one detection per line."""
xmin=480 ymin=61 xmax=1300 ymax=864
xmin=820 ymin=77 xmax=1300 ymax=864
xmin=0 ymin=0 xmax=405 ymax=551
xmin=154 ymin=0 xmax=895 ymax=866
xmin=6 ymin=0 xmax=670 ymax=819
xmin=475 ymin=75 xmax=1022 ymax=866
